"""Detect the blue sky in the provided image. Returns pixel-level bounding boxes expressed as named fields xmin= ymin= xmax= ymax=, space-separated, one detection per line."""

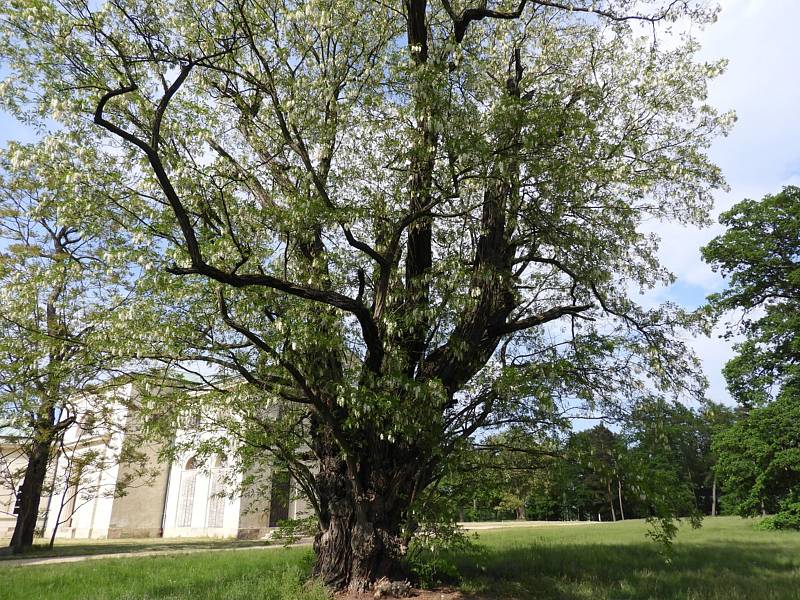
xmin=1 ymin=0 xmax=796 ymax=406
xmin=645 ymin=0 xmax=800 ymax=404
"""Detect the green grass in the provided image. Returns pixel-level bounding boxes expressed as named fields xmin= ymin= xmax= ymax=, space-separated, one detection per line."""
xmin=456 ymin=517 xmax=800 ymax=599
xmin=0 ymin=545 xmax=327 ymax=600
xmin=1 ymin=517 xmax=799 ymax=599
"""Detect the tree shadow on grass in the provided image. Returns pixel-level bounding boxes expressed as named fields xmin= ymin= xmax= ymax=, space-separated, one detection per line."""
xmin=454 ymin=541 xmax=800 ymax=600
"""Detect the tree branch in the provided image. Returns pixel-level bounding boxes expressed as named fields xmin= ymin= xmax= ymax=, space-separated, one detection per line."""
xmin=490 ymin=303 xmax=594 ymax=335
xmin=441 ymin=0 xmax=687 ymax=43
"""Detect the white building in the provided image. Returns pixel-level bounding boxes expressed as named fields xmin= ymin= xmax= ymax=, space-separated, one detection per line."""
xmin=1 ymin=383 xmax=309 ymax=540
xmin=0 ymin=430 xmax=27 ymax=537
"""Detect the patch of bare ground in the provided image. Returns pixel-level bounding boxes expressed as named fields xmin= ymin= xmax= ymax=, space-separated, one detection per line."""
xmin=335 ymin=589 xmax=480 ymax=600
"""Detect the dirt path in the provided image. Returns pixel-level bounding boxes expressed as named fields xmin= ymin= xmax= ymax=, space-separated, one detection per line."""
xmin=461 ymin=520 xmax=598 ymax=530
xmin=0 ymin=521 xmax=596 ymax=568
xmin=337 ymin=589 xmax=469 ymax=600
xmin=0 ymin=539 xmax=313 ymax=568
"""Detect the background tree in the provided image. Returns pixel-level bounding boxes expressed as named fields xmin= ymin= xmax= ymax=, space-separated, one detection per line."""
xmin=623 ymin=398 xmax=706 ymax=526
xmin=566 ymin=424 xmax=625 ymax=521
xmin=712 ymin=384 xmax=800 ymax=529
xmin=0 ymin=140 xmax=133 ymax=553
xmin=0 ymin=0 xmax=729 ymax=588
xmin=483 ymin=428 xmax=561 ymax=521
xmin=702 ymin=187 xmax=800 ymax=528
xmin=702 ymin=186 xmax=800 ymax=407
xmin=437 ymin=425 xmax=564 ymax=522
xmin=697 ymin=401 xmax=735 ymax=516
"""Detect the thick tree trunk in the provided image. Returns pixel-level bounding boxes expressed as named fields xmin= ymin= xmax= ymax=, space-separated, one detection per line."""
xmin=309 ymin=418 xmax=416 ymax=592
xmin=312 ymin=459 xmax=409 ymax=591
xmin=10 ymin=438 xmax=52 ymax=554
xmin=314 ymin=506 xmax=407 ymax=592
xmin=711 ymin=474 xmax=717 ymax=516
xmin=515 ymin=505 xmax=526 ymax=520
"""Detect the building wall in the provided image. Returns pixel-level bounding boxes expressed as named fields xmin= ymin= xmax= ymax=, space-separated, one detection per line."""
xmin=162 ymin=454 xmax=311 ymax=540
xmin=107 ymin=441 xmax=171 ymax=539
xmin=42 ymin=437 xmax=123 ymax=540
xmin=3 ymin=385 xmax=316 ymax=542
xmin=42 ymin=385 xmax=132 ymax=540
xmin=237 ymin=467 xmax=273 ymax=539
xmin=0 ymin=442 xmax=28 ymax=538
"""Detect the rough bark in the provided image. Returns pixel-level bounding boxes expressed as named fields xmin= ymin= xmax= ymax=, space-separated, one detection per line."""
xmin=9 ymin=437 xmax=52 ymax=554
xmin=312 ymin=437 xmax=413 ymax=592
xmin=314 ymin=504 xmax=408 ymax=592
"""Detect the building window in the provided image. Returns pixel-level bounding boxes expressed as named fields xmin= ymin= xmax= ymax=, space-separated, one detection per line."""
xmin=64 ymin=463 xmax=85 ymax=528
xmin=181 ymin=412 xmax=201 ymax=430
xmin=176 ymin=457 xmax=198 ymax=528
xmin=206 ymin=471 xmax=225 ymax=528
xmin=268 ymin=470 xmax=290 ymax=527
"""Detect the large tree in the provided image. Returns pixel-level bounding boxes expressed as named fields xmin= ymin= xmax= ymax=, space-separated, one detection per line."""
xmin=713 ymin=384 xmax=800 ymax=528
xmin=0 ymin=140 xmax=132 ymax=553
xmin=702 ymin=186 xmax=800 ymax=406
xmin=703 ymin=187 xmax=800 ymax=527
xmin=0 ymin=0 xmax=729 ymax=589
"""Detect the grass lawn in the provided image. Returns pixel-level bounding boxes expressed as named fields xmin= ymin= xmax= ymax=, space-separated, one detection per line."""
xmin=1 ymin=516 xmax=799 ymax=599
xmin=0 ymin=545 xmax=326 ymax=600
xmin=456 ymin=516 xmax=800 ymax=599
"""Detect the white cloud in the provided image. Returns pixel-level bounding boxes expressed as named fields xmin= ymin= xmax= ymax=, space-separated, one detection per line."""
xmin=638 ymin=1 xmax=800 ymax=405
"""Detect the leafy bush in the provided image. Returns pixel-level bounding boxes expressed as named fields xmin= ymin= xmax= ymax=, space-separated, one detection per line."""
xmin=759 ymin=501 xmax=800 ymax=531
xmin=404 ymin=520 xmax=482 ymax=587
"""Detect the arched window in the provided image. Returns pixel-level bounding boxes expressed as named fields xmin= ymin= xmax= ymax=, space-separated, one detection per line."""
xmin=176 ymin=456 xmax=199 ymax=527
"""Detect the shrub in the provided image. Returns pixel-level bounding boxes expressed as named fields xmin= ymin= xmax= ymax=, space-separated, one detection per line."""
xmin=404 ymin=520 xmax=482 ymax=588
xmin=759 ymin=501 xmax=800 ymax=531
